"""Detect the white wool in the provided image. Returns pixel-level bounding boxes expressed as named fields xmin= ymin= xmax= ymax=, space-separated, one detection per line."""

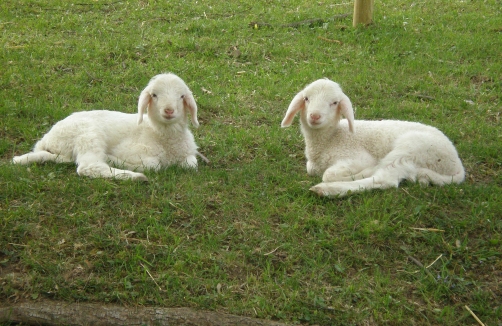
xmin=13 ymin=73 xmax=200 ymax=181
xmin=282 ymin=79 xmax=465 ymax=197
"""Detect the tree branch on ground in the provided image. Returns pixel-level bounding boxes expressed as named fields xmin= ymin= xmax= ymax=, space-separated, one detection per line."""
xmin=0 ymin=300 xmax=288 ymax=326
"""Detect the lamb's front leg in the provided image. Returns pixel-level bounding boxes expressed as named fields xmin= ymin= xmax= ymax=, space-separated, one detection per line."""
xmin=77 ymin=162 xmax=148 ymax=181
xmin=77 ymin=153 xmax=148 ymax=181
xmin=13 ymin=150 xmax=71 ymax=165
xmin=306 ymin=160 xmax=318 ymax=176
xmin=181 ymin=155 xmax=198 ymax=169
xmin=138 ymin=155 xmax=197 ymax=171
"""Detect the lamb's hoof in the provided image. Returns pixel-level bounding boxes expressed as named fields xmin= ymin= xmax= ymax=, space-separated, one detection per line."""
xmin=12 ymin=156 xmax=22 ymax=164
xmin=310 ymin=184 xmax=349 ymax=198
xmin=310 ymin=185 xmax=327 ymax=197
xmin=133 ymin=173 xmax=149 ymax=182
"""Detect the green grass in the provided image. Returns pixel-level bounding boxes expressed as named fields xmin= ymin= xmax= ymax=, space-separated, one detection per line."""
xmin=1 ymin=0 xmax=501 ymax=325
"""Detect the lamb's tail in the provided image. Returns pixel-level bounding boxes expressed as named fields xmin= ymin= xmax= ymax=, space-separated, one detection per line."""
xmin=196 ymin=151 xmax=210 ymax=164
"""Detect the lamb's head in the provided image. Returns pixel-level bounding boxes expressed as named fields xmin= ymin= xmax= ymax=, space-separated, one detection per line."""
xmin=281 ymin=79 xmax=354 ymax=133
xmin=137 ymin=73 xmax=199 ymax=128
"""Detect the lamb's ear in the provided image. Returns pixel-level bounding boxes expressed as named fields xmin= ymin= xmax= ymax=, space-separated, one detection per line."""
xmin=137 ymin=90 xmax=151 ymax=125
xmin=183 ymin=92 xmax=199 ymax=128
xmin=281 ymin=91 xmax=305 ymax=127
xmin=339 ymin=93 xmax=355 ymax=133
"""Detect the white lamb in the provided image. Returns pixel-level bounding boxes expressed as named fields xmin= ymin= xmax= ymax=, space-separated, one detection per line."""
xmin=281 ymin=79 xmax=465 ymax=197
xmin=13 ymin=73 xmax=202 ymax=181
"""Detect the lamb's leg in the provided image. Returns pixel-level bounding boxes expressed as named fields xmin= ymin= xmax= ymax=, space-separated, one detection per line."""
xmin=311 ymin=172 xmax=401 ymax=197
xmin=76 ymin=153 xmax=148 ymax=181
xmin=306 ymin=161 xmax=318 ymax=176
xmin=311 ymin=157 xmax=416 ymax=197
xmin=416 ymin=168 xmax=465 ymax=186
xmin=385 ymin=131 xmax=464 ymax=186
xmin=13 ymin=150 xmax=71 ymax=165
xmin=325 ymin=166 xmax=379 ymax=182
xmin=310 ymin=176 xmax=395 ymax=197
xmin=181 ymin=155 xmax=198 ymax=169
xmin=322 ymin=153 xmax=377 ymax=182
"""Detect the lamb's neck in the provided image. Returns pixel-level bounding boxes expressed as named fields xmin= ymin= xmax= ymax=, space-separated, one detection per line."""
xmin=301 ymin=123 xmax=340 ymax=150
xmin=147 ymin=119 xmax=187 ymax=137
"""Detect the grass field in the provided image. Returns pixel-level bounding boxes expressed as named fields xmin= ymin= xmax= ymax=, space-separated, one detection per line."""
xmin=1 ymin=0 xmax=501 ymax=325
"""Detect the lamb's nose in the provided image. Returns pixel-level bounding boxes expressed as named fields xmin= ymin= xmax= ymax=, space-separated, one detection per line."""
xmin=310 ymin=113 xmax=320 ymax=121
xmin=165 ymin=109 xmax=174 ymax=115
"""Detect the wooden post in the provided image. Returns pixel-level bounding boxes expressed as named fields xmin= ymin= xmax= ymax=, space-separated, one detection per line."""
xmin=353 ymin=0 xmax=374 ymax=27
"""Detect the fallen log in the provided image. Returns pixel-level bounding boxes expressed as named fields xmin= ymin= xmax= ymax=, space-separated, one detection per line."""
xmin=0 ymin=300 xmax=289 ymax=326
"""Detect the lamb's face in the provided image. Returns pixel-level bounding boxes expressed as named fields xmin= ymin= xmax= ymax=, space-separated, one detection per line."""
xmin=282 ymin=78 xmax=354 ymax=133
xmin=138 ymin=73 xmax=199 ymax=127
xmin=302 ymin=80 xmax=345 ymax=129
xmin=148 ymin=76 xmax=190 ymax=125
xmin=150 ymin=89 xmax=186 ymax=125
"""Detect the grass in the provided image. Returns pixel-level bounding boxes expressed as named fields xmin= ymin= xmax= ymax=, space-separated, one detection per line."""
xmin=1 ymin=0 xmax=501 ymax=324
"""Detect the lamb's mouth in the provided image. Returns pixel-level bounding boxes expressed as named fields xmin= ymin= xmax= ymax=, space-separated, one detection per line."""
xmin=309 ymin=120 xmax=323 ymax=127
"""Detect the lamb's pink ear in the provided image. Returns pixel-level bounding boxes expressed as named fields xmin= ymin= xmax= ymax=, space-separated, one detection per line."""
xmin=183 ymin=92 xmax=199 ymax=128
xmin=339 ymin=93 xmax=355 ymax=133
xmin=137 ymin=90 xmax=151 ymax=125
xmin=281 ymin=91 xmax=305 ymax=127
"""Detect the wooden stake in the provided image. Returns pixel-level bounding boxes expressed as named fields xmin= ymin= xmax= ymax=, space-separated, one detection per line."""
xmin=353 ymin=0 xmax=374 ymax=27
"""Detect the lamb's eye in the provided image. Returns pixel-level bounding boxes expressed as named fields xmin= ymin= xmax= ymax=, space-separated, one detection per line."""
xmin=152 ymin=93 xmax=157 ymax=98
xmin=180 ymin=95 xmax=185 ymax=99
xmin=304 ymin=97 xmax=309 ymax=102
xmin=333 ymin=101 xmax=338 ymax=105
